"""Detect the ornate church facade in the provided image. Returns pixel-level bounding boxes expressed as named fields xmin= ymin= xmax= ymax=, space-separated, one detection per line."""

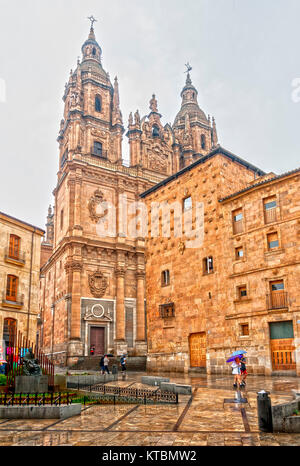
xmin=39 ymin=23 xmax=219 ymax=365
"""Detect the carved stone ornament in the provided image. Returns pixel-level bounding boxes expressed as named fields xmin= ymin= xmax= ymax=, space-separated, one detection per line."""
xmin=65 ymin=261 xmax=83 ymax=273
xmin=178 ymin=241 xmax=185 ymax=255
xmin=88 ymin=269 xmax=108 ymax=298
xmin=88 ymin=189 xmax=108 ymax=222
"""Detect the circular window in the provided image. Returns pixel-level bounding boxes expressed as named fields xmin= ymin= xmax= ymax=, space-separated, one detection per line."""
xmin=91 ymin=304 xmax=104 ymax=318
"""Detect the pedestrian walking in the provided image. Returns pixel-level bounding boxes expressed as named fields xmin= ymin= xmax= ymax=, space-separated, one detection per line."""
xmin=103 ymin=354 xmax=110 ymax=374
xmin=120 ymin=354 xmax=126 ymax=372
xmin=240 ymin=354 xmax=247 ymax=386
xmin=231 ymin=357 xmax=242 ymax=388
xmin=99 ymin=355 xmax=105 ymax=374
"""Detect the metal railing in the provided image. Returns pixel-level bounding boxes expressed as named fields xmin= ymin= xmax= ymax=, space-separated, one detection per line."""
xmin=90 ymin=149 xmax=108 ymax=159
xmin=67 ymin=382 xmax=178 ymax=404
xmin=5 ymin=330 xmax=55 ymax=392
xmin=267 ymin=291 xmax=288 ymax=310
xmin=233 ymin=220 xmax=243 ymax=235
xmin=264 ymin=208 xmax=277 ymax=224
xmin=4 ymin=248 xmax=25 ymax=264
xmin=0 ymin=392 xmax=76 ymax=406
xmin=2 ymin=292 xmax=24 ymax=306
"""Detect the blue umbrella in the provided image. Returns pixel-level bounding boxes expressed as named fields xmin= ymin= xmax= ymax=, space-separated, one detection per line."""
xmin=231 ymin=350 xmax=247 ymax=356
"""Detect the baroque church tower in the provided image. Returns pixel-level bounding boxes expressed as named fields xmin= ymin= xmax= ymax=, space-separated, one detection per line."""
xmin=172 ymin=68 xmax=218 ymax=169
xmin=40 ymin=21 xmax=169 ymax=366
xmin=39 ymin=21 xmax=219 ymax=367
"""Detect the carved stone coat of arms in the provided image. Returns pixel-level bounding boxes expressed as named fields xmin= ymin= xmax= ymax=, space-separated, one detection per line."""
xmin=88 ymin=270 xmax=108 ymax=298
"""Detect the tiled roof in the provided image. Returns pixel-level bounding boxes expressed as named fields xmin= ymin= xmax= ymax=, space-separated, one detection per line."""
xmin=140 ymin=146 xmax=265 ymax=198
xmin=219 ymin=166 xmax=300 ymax=202
xmin=0 ymin=211 xmax=44 ymax=233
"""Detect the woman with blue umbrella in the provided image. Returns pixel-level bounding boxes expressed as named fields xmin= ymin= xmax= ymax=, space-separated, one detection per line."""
xmin=226 ymin=350 xmax=247 ymax=389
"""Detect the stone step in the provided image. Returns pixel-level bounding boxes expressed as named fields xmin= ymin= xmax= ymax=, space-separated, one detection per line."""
xmin=70 ymin=356 xmax=146 ymax=372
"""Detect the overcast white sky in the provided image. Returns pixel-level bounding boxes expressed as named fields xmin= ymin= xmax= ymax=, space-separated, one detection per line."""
xmin=0 ymin=0 xmax=299 ymax=230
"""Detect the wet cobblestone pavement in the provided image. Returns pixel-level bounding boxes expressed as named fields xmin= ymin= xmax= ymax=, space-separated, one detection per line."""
xmin=0 ymin=372 xmax=300 ymax=446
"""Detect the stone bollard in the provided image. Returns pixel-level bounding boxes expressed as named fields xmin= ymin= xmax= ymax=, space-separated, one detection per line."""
xmin=257 ymin=390 xmax=273 ymax=432
xmin=112 ymin=365 xmax=118 ymax=375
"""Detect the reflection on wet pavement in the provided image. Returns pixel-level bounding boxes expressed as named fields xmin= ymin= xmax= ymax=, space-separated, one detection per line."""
xmin=0 ymin=372 xmax=299 ymax=446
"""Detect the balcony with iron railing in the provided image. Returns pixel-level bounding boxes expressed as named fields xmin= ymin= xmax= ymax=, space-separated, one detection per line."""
xmin=90 ymin=148 xmax=108 ymax=159
xmin=267 ymin=291 xmax=288 ymax=310
xmin=4 ymin=247 xmax=25 ymax=266
xmin=2 ymin=292 xmax=24 ymax=309
xmin=233 ymin=219 xmax=244 ymax=235
xmin=159 ymin=303 xmax=175 ymax=318
xmin=264 ymin=207 xmax=277 ymax=224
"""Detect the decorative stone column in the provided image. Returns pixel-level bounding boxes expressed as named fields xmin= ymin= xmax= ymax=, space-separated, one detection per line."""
xmin=135 ymin=271 xmax=147 ymax=355
xmin=65 ymin=261 xmax=83 ymax=366
xmin=73 ymin=176 xmax=83 ymax=236
xmin=115 ymin=266 xmax=127 ymax=356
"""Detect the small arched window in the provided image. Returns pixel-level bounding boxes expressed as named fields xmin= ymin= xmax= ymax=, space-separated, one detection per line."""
xmin=95 ymin=95 xmax=101 ymax=112
xmin=152 ymin=125 xmax=160 ymax=137
xmin=161 ymin=270 xmax=170 ymax=287
xmin=9 ymin=234 xmax=20 ymax=260
xmin=6 ymin=275 xmax=18 ymax=301
xmin=92 ymin=47 xmax=96 ymax=56
xmin=201 ymin=134 xmax=206 ymax=150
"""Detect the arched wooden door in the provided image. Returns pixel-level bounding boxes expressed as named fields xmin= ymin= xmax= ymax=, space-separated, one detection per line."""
xmin=189 ymin=332 xmax=206 ymax=368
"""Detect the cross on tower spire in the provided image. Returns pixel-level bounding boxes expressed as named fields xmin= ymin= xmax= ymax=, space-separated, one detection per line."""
xmin=87 ymin=15 xmax=97 ymax=29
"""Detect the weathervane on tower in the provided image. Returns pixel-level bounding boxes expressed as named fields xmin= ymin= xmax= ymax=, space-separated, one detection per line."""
xmin=87 ymin=15 xmax=97 ymax=29
xmin=185 ymin=62 xmax=192 ymax=74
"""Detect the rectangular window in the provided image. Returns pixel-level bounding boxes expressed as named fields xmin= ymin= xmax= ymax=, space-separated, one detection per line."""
xmin=268 ymin=280 xmax=287 ymax=309
xmin=241 ymin=323 xmax=249 ymax=336
xmin=159 ymin=303 xmax=175 ymax=318
xmin=264 ymin=197 xmax=277 ymax=224
xmin=183 ymin=196 xmax=192 ymax=211
xmin=235 ymin=246 xmax=244 ymax=260
xmin=267 ymin=232 xmax=279 ymax=250
xmin=271 ymin=281 xmax=284 ymax=291
xmin=203 ymin=256 xmax=214 ymax=274
xmin=264 ymin=200 xmax=277 ymax=210
xmin=238 ymin=285 xmax=247 ymax=299
xmin=9 ymin=235 xmax=20 ymax=260
xmin=161 ymin=270 xmax=170 ymax=287
xmin=269 ymin=321 xmax=294 ymax=340
xmin=6 ymin=275 xmax=18 ymax=301
xmin=232 ymin=208 xmax=243 ymax=234
xmin=93 ymin=141 xmax=103 ymax=156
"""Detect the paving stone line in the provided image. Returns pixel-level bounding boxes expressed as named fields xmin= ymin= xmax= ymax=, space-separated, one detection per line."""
xmin=40 ymin=404 xmax=93 ymax=431
xmin=172 ymin=388 xmax=197 ymax=432
xmin=240 ymin=408 xmax=251 ymax=433
xmin=103 ymin=405 xmax=140 ymax=431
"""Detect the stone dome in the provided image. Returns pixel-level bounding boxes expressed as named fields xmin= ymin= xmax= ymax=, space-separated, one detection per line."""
xmin=173 ymin=73 xmax=208 ymax=128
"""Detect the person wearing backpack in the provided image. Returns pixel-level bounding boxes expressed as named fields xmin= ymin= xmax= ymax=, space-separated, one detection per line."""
xmin=120 ymin=354 xmax=126 ymax=372
xmin=99 ymin=355 xmax=105 ymax=374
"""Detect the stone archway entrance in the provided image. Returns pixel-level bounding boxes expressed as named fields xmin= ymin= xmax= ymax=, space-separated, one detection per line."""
xmin=189 ymin=332 xmax=206 ymax=368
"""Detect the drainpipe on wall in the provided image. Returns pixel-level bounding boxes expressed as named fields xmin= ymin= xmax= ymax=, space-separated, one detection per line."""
xmin=26 ymin=230 xmax=34 ymax=340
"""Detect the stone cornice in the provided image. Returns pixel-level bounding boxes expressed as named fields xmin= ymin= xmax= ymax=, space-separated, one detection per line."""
xmin=228 ymin=214 xmax=300 ymax=241
xmin=229 ymin=260 xmax=300 ymax=279
xmin=40 ymin=236 xmax=144 ymax=273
